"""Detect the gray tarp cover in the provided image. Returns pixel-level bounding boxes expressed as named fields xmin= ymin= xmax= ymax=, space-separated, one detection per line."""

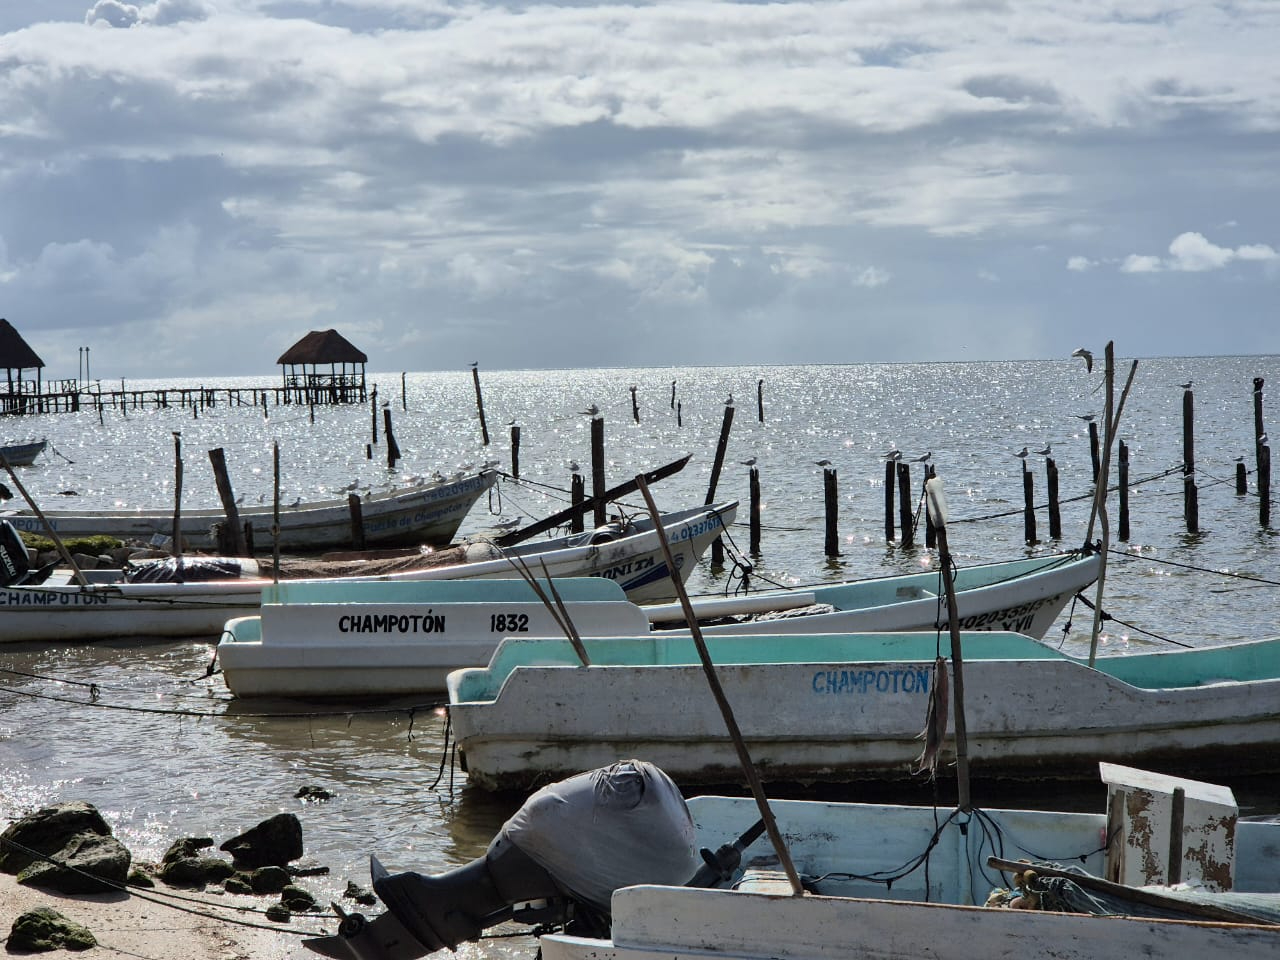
xmin=500 ymin=760 xmax=701 ymax=910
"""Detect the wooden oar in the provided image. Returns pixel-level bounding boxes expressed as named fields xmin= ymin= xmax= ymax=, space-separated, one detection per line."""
xmin=493 ymin=454 xmax=691 ymax=546
xmin=0 ymin=453 xmax=89 ymax=587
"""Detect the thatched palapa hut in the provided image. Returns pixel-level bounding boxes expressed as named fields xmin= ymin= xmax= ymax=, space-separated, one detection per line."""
xmin=277 ymin=329 xmax=368 ymax=405
xmin=0 ymin=318 xmax=46 ymax=414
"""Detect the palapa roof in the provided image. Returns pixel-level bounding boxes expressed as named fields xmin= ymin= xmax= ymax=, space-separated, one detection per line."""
xmin=277 ymin=329 xmax=368 ymax=366
xmin=0 ymin=319 xmax=45 ymax=370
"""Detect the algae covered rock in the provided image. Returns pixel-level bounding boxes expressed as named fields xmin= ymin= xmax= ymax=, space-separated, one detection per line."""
xmin=0 ymin=801 xmax=112 ymax=874
xmin=8 ymin=906 xmax=97 ymax=951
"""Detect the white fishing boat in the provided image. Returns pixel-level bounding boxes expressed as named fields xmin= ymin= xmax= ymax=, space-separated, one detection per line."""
xmin=0 ymin=439 xmax=47 ymax=467
xmin=647 ymin=549 xmax=1100 ymax=638
xmin=446 ymin=629 xmax=1280 ymax=790
xmin=302 ymin=761 xmax=1280 ymax=960
xmin=539 ymin=766 xmax=1280 ymax=960
xmin=214 ymin=549 xmax=1095 ymax=699
xmin=0 ymin=468 xmax=497 ymax=551
xmin=0 ymin=501 xmax=736 ymax=643
xmin=216 ymin=578 xmax=650 ymax=699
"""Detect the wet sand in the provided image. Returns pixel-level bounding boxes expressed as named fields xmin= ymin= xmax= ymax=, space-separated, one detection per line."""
xmin=0 ymin=871 xmax=311 ymax=959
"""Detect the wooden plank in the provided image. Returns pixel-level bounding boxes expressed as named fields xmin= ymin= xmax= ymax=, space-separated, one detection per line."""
xmin=494 ymin=455 xmax=691 ymax=546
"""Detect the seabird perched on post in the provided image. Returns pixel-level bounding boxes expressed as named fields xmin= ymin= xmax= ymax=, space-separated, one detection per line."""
xmin=740 ymin=457 xmax=757 ymax=466
xmin=912 ymin=452 xmax=932 ymax=463
xmin=1013 ymin=446 xmax=1029 ymax=460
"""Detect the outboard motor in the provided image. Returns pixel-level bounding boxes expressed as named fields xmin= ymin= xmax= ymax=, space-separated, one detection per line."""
xmin=0 ymin=518 xmax=33 ymax=586
xmin=304 ymin=760 xmax=703 ymax=960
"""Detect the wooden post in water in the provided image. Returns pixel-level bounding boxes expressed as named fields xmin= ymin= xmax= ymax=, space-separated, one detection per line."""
xmin=1255 ymin=378 xmax=1269 ymax=527
xmin=401 ymin=372 xmax=407 ymax=411
xmin=1046 ymin=457 xmax=1061 ymax=540
xmin=1182 ymin=387 xmax=1198 ymax=534
xmin=823 ymin=467 xmax=839 ymax=557
xmin=591 ymin=415 xmax=606 ymax=528
xmin=1236 ymin=461 xmax=1248 ymax=495
xmin=208 ymin=448 xmax=247 ymax=556
xmin=757 ymin=378 xmax=765 ymax=423
xmin=1022 ymin=463 xmax=1037 ymax=544
xmin=923 ymin=466 xmax=937 ymax=548
xmin=670 ymin=380 xmax=676 ymax=410
xmin=676 ymin=401 xmax=682 ymax=428
xmin=1117 ymin=441 xmax=1130 ymax=542
xmin=570 ymin=473 xmax=585 ymax=533
xmin=347 ymin=494 xmax=366 ymax=550
xmin=383 ymin=408 xmax=401 ymax=468
xmin=371 ymin=386 xmax=379 ymax=445
xmin=630 ymin=386 xmax=640 ymax=424
xmin=1089 ymin=421 xmax=1100 ymax=482
xmin=705 ymin=404 xmax=735 ymax=505
xmin=172 ymin=432 xmax=183 ymax=562
xmin=272 ymin=442 xmax=281 ymax=581
xmin=472 ymin=364 xmax=490 ymax=446
xmin=883 ymin=460 xmax=895 ymax=542
xmin=748 ymin=467 xmax=761 ymax=555
xmin=510 ymin=425 xmax=521 ymax=479
xmin=897 ymin=462 xmax=913 ymax=548
xmin=706 ymin=403 xmax=735 ymax=567
xmin=1261 ymin=444 xmax=1272 ymax=529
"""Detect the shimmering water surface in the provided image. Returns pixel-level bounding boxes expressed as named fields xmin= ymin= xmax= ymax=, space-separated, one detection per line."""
xmin=2 ymin=356 xmax=1279 ymax=956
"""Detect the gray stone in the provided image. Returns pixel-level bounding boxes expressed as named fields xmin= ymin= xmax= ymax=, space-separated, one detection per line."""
xmin=220 ymin=813 xmax=303 ymax=868
xmin=16 ymin=832 xmax=131 ymax=894
xmin=8 ymin=906 xmax=97 ymax=951
xmin=0 ymin=801 xmax=113 ymax=874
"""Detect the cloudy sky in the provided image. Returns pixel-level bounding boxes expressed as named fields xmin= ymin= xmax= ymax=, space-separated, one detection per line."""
xmin=1 ymin=1 xmax=1277 ymax=379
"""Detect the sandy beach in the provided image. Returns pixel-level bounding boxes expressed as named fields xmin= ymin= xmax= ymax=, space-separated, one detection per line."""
xmin=0 ymin=871 xmax=313 ymax=959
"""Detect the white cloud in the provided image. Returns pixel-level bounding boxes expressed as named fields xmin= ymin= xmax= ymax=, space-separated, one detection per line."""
xmin=1118 ymin=232 xmax=1279 ymax=274
xmin=1066 ymin=256 xmax=1094 ymax=271
xmin=854 ymin=266 xmax=890 ymax=288
xmin=1167 ymin=232 xmax=1236 ymax=272
xmin=1120 ymin=255 xmax=1163 ymax=274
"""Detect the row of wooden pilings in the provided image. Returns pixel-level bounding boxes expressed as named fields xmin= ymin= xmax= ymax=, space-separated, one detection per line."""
xmin=467 ymin=374 xmax=1275 ymax=558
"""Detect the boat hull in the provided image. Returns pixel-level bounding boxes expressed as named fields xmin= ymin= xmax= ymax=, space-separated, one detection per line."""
xmin=447 ymin=633 xmax=1280 ymax=790
xmin=539 ymin=792 xmax=1280 ymax=960
xmin=670 ymin=551 xmax=1101 ymax=640
xmin=0 ymin=502 xmax=736 ymax=643
xmin=0 ymin=470 xmax=497 ymax=550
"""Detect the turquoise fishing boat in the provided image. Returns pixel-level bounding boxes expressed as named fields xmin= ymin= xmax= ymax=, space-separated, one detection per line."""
xmin=446 ymin=630 xmax=1280 ymax=790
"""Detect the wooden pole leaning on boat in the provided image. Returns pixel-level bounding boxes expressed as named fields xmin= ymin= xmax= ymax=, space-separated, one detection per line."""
xmin=636 ymin=473 xmax=804 ymax=898
xmin=925 ymin=476 xmax=971 ymax=812
xmin=0 ymin=453 xmax=89 ymax=587
xmin=1084 ymin=345 xmax=1139 ymax=667
xmin=172 ymin=432 xmax=184 ymax=568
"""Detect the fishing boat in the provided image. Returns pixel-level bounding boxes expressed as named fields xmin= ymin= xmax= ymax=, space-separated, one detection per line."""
xmin=215 ymin=549 xmax=1095 ymax=699
xmin=216 ymin=578 xmax=650 ymax=698
xmin=0 ymin=501 xmax=737 ymax=643
xmin=0 ymin=439 xmax=47 ymax=467
xmin=302 ymin=761 xmax=1280 ymax=960
xmin=646 ymin=549 xmax=1100 ymax=637
xmin=445 ymin=629 xmax=1280 ymax=790
xmin=0 ymin=468 xmax=497 ymax=551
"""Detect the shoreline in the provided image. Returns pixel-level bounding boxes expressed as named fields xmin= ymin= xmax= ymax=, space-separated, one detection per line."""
xmin=0 ymin=870 xmax=313 ymax=959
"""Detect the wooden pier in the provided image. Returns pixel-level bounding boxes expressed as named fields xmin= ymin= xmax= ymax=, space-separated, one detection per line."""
xmin=0 ymin=376 xmax=367 ymax=415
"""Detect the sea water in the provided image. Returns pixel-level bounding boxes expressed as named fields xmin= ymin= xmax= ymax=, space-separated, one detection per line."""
xmin=2 ymin=356 xmax=1278 ymax=957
